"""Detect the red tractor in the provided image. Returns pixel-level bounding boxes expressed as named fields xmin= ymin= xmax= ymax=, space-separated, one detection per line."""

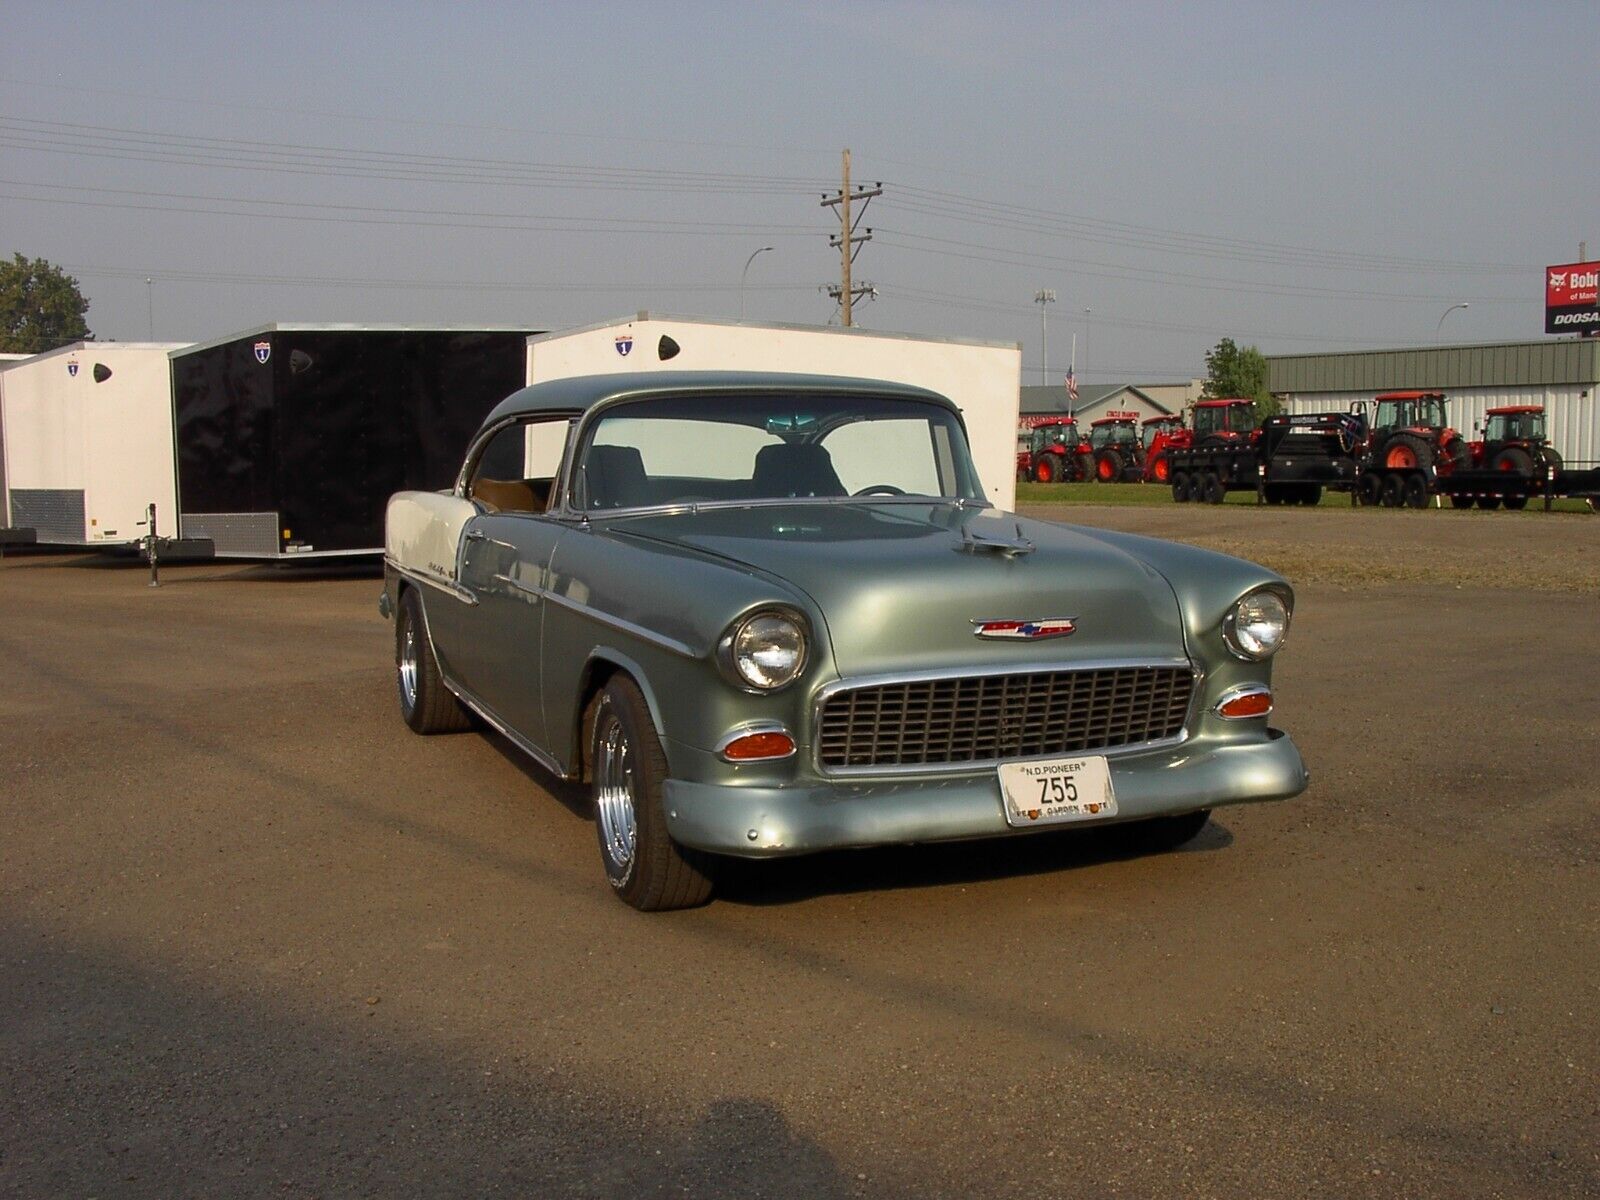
xmin=1191 ymin=397 xmax=1260 ymax=446
xmin=1470 ymin=405 xmax=1563 ymax=476
xmin=1088 ymin=414 xmax=1146 ymax=482
xmin=1141 ymin=415 xmax=1188 ymax=484
xmin=1356 ymin=390 xmax=1471 ymax=506
xmin=1016 ymin=417 xmax=1094 ymax=483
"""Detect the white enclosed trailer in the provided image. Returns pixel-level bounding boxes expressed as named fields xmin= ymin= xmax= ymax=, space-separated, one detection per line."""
xmin=526 ymin=315 xmax=1024 ymax=511
xmin=0 ymin=342 xmax=187 ymax=546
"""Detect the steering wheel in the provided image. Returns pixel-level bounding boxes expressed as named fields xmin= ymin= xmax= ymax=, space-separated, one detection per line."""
xmin=852 ymin=484 xmax=907 ymax=497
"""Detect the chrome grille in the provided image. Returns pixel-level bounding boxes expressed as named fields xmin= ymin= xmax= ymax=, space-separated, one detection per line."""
xmin=817 ymin=665 xmax=1196 ymax=772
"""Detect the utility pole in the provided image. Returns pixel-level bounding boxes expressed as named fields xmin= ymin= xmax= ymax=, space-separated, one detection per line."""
xmin=1034 ymin=289 xmax=1056 ymax=385
xmin=821 ymin=149 xmax=881 ymax=326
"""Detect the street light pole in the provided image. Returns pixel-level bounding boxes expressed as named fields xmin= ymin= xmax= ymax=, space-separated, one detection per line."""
xmin=145 ymin=277 xmax=154 ymax=339
xmin=1082 ymin=308 xmax=1092 ymax=382
xmin=1034 ymin=289 xmax=1056 ymax=385
xmin=740 ymin=246 xmax=774 ymax=320
xmin=1436 ymin=302 xmax=1469 ymax=333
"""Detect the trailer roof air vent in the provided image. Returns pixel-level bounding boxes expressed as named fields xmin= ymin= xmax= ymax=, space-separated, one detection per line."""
xmin=92 ymin=363 xmax=113 ymax=383
xmin=657 ymin=335 xmax=680 ymax=362
xmin=289 ymin=349 xmax=315 ymax=375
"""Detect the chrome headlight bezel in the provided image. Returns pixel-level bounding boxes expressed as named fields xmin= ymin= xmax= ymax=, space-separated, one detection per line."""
xmin=717 ymin=608 xmax=809 ymax=692
xmin=1222 ymin=586 xmax=1292 ymax=661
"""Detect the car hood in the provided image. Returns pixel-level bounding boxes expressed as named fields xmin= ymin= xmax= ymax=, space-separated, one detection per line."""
xmin=605 ymin=503 xmax=1189 ymax=677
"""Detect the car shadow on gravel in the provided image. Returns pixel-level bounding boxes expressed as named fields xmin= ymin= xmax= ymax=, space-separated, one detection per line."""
xmin=712 ymin=817 xmax=1234 ymax=906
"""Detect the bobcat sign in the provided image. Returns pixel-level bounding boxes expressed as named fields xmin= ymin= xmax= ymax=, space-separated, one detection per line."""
xmin=1545 ymin=261 xmax=1600 ymax=335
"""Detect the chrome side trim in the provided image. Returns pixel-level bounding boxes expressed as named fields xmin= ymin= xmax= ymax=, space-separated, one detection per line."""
xmin=810 ymin=657 xmax=1202 ymax=780
xmin=716 ymin=721 xmax=798 ymax=762
xmin=385 ymin=558 xmax=479 ymax=607
xmin=540 ymin=589 xmax=699 ymax=660
xmin=1214 ymin=683 xmax=1273 ymax=720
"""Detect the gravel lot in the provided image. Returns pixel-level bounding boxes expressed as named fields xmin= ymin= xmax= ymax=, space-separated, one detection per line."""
xmin=2 ymin=506 xmax=1596 ymax=1198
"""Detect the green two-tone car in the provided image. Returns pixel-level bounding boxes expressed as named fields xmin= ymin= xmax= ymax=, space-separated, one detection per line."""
xmin=382 ymin=372 xmax=1308 ymax=909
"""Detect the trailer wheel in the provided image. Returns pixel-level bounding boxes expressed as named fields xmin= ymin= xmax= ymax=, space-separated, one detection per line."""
xmin=1357 ymin=472 xmax=1382 ymax=506
xmin=1202 ymin=472 xmax=1226 ymax=505
xmin=1300 ymin=485 xmax=1323 ymax=506
xmin=396 ymin=588 xmax=472 ymax=735
xmin=1263 ymin=484 xmax=1285 ymax=505
xmin=1449 ymin=495 xmax=1474 ymax=510
xmin=1502 ymin=495 xmax=1529 ymax=511
xmin=1475 ymin=495 xmax=1501 ymax=511
xmin=1170 ymin=471 xmax=1191 ymax=503
xmin=1379 ymin=474 xmax=1403 ymax=507
xmin=1402 ymin=473 xmax=1429 ymax=509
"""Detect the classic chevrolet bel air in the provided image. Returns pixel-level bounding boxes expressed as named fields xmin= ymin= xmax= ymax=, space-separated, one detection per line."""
xmin=382 ymin=372 xmax=1308 ymax=909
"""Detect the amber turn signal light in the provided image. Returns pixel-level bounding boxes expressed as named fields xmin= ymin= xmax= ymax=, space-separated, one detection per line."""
xmin=1216 ymin=688 xmax=1273 ymax=719
xmin=720 ymin=731 xmax=797 ymax=761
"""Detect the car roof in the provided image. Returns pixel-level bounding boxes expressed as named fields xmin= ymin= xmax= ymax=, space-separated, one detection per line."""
xmin=1194 ymin=398 xmax=1252 ymax=407
xmin=482 ymin=371 xmax=959 ymax=424
xmin=1374 ymin=390 xmax=1446 ymax=401
xmin=1485 ymin=405 xmax=1544 ymax=415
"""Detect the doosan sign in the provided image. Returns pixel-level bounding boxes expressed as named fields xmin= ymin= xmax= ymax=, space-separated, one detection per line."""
xmin=1545 ymin=261 xmax=1600 ymax=335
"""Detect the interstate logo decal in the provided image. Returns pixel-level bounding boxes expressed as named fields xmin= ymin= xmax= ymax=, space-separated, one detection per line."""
xmin=66 ymin=360 xmax=79 ymax=377
xmin=615 ymin=335 xmax=633 ymax=357
xmin=254 ymin=341 xmax=271 ymax=364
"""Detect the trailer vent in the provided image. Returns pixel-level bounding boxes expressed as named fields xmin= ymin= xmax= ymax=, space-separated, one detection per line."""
xmin=817 ymin=664 xmax=1196 ymax=773
xmin=9 ymin=489 xmax=86 ymax=542
xmin=182 ymin=511 xmax=282 ymax=557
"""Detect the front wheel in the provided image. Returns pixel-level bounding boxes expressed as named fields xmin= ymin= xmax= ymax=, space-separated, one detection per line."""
xmin=591 ymin=676 xmax=714 ymax=911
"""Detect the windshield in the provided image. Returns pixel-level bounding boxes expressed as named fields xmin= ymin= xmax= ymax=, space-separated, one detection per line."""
xmin=1377 ymin=398 xmax=1448 ymax=430
xmin=1089 ymin=423 xmax=1136 ymax=450
xmin=1194 ymin=404 xmax=1252 ymax=438
xmin=574 ymin=392 xmax=984 ymax=511
xmin=1486 ymin=412 xmax=1543 ymax=441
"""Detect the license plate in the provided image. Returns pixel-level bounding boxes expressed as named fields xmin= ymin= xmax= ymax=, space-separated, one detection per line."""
xmin=998 ymin=755 xmax=1117 ymax=827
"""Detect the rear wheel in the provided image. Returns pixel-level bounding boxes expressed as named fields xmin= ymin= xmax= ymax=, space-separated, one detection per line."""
xmin=1492 ymin=447 xmax=1535 ymax=476
xmin=1402 ymin=473 xmax=1429 ymax=509
xmin=591 ymin=676 xmax=714 ymax=911
xmin=1502 ymin=495 xmax=1529 ymax=511
xmin=1384 ymin=434 xmax=1436 ymax=472
xmin=1096 ymin=450 xmax=1124 ymax=483
xmin=1171 ymin=471 xmax=1191 ymax=503
xmin=1150 ymin=453 xmax=1171 ymax=483
xmin=1075 ymin=452 xmax=1095 ymax=482
xmin=1449 ymin=495 xmax=1474 ymax=510
xmin=1299 ymin=485 xmax=1323 ymax=506
xmin=396 ymin=588 xmax=472 ymax=734
xmin=1034 ymin=455 xmax=1057 ymax=484
xmin=1202 ymin=472 xmax=1226 ymax=505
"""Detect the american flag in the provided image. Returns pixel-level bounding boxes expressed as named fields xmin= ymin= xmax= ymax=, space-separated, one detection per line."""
xmin=1065 ymin=367 xmax=1078 ymax=406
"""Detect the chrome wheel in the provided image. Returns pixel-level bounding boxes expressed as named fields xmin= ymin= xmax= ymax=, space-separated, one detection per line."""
xmin=594 ymin=712 xmax=638 ymax=879
xmin=398 ymin=617 xmax=419 ymax=713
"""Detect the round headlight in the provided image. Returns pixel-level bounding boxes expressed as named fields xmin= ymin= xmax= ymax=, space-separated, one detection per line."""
xmin=729 ymin=612 xmax=807 ymax=690
xmin=1225 ymin=589 xmax=1290 ymax=660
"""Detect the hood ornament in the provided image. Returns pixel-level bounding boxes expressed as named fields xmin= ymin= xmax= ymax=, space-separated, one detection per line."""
xmin=956 ymin=519 xmax=1034 ymax=558
xmin=973 ymin=617 xmax=1077 ymax=641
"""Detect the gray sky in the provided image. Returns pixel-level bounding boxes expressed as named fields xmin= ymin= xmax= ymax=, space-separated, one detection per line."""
xmin=3 ymin=1 xmax=1595 ymax=383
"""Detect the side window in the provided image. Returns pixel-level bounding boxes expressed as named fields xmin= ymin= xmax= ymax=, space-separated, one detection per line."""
xmin=466 ymin=417 xmax=573 ymax=514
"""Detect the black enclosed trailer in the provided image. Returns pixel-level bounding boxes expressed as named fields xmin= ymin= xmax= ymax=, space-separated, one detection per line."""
xmin=170 ymin=325 xmax=537 ymax=557
xmin=1169 ymin=412 xmax=1364 ymax=505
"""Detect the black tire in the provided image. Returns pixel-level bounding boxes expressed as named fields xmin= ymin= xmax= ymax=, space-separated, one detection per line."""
xmin=1075 ymin=452 xmax=1095 ymax=482
xmin=1403 ymin=472 xmax=1429 ymax=509
xmin=1357 ymin=472 xmax=1382 ymax=506
xmin=1096 ymin=449 xmax=1125 ymax=483
xmin=1034 ymin=455 xmax=1057 ymax=484
xmin=1491 ymin=447 xmax=1535 ymax=477
xmin=1540 ymin=447 xmax=1564 ymax=474
xmin=396 ymin=587 xmax=473 ymax=734
xmin=1262 ymin=483 xmax=1286 ymax=505
xmin=1444 ymin=437 xmax=1472 ymax=472
xmin=1382 ymin=433 xmax=1436 ymax=473
xmin=591 ymin=676 xmax=714 ymax=911
xmin=1202 ymin=472 xmax=1226 ymax=504
xmin=1127 ymin=809 xmax=1212 ymax=852
xmin=1299 ymin=485 xmax=1323 ymax=506
xmin=1170 ymin=471 xmax=1190 ymax=503
xmin=1476 ymin=495 xmax=1501 ymax=511
xmin=1380 ymin=473 xmax=1403 ymax=507
xmin=1502 ymin=495 xmax=1529 ymax=511
xmin=1449 ymin=494 xmax=1474 ymax=510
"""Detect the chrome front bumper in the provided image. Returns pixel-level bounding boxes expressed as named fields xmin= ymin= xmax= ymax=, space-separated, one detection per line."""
xmin=662 ymin=729 xmax=1308 ymax=857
